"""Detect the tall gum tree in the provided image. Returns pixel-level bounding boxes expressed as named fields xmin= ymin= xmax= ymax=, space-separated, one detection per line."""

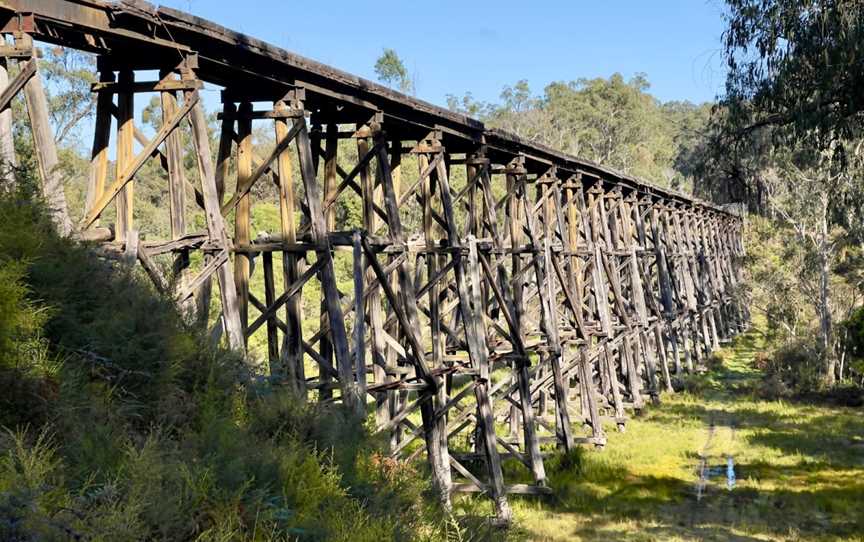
xmin=762 ymin=144 xmax=853 ymax=385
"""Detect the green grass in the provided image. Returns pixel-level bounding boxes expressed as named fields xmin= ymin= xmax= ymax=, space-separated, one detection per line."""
xmin=0 ymin=185 xmax=455 ymax=541
xmin=499 ymin=321 xmax=864 ymax=541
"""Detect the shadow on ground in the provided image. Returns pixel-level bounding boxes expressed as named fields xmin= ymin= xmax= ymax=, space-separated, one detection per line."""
xmin=508 ymin=326 xmax=864 ymax=541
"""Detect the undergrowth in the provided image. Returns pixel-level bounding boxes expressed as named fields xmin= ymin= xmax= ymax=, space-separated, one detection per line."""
xmin=0 ymin=178 xmax=447 ymax=540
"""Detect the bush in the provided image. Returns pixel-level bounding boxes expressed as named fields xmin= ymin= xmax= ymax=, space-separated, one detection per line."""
xmin=757 ymin=339 xmax=824 ymax=398
xmin=676 ymin=373 xmax=714 ymax=395
xmin=842 ymin=305 xmax=864 ymax=386
xmin=0 ymin=180 xmax=445 ymax=541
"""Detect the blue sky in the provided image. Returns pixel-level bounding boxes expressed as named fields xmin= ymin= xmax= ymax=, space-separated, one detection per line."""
xmin=158 ymin=0 xmax=730 ymax=108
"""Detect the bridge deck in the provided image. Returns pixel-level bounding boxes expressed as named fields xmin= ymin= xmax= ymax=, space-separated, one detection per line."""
xmin=1 ymin=0 xmax=730 ymax=212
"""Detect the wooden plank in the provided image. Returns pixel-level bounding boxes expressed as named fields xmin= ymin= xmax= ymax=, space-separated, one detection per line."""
xmin=294 ymin=117 xmax=359 ymax=413
xmin=123 ymin=229 xmax=139 ymax=264
xmin=21 ymin=43 xmax=72 ymax=235
xmin=639 ymin=330 xmax=660 ymax=400
xmin=221 ymin=117 xmax=301 ymax=215
xmin=91 ymin=78 xmax=202 ymax=93
xmin=0 ymin=58 xmax=15 ymax=185
xmin=161 ymin=70 xmax=192 ymax=316
xmin=552 ymin=183 xmax=588 ymax=338
xmin=352 ymin=231 xmax=367 ymax=401
xmin=262 ymin=251 xmax=280 ymax=372
xmin=654 ymin=324 xmax=674 ymax=392
xmin=234 ymin=102 xmax=253 ymax=341
xmin=215 ymin=102 xmax=235 ymax=204
xmin=386 ymin=144 xmax=403 ymax=452
xmin=184 ymin=71 xmax=245 ymax=354
xmin=317 ymin=121 xmax=338 ymax=402
xmin=359 ymin=129 xmax=388 ymax=427
xmin=622 ymin=335 xmax=645 ymax=409
xmin=175 ymin=249 xmax=230 ymax=303
xmin=322 ymin=139 xmax=383 ymax=212
xmin=0 ymin=55 xmax=34 ymax=112
xmin=113 ymin=69 xmax=134 ymax=242
xmin=138 ymin=246 xmax=170 ymax=294
xmin=580 ymin=346 xmax=607 ymax=444
xmin=246 ymin=258 xmax=326 ymax=336
xmin=84 ymin=69 xmax=112 ymax=228
xmin=602 ymin=344 xmax=626 ymax=428
xmin=82 ymin=87 xmax=199 ymax=229
xmin=418 ymin=148 xmax=451 ymax=484
xmin=451 ymin=483 xmax=553 ymax=495
xmin=274 ymin=100 xmax=304 ymax=393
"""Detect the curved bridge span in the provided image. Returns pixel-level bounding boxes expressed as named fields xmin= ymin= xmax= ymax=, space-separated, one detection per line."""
xmin=0 ymin=0 xmax=746 ymax=522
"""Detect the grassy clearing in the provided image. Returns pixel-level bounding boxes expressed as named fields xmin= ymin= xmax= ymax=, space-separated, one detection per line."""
xmin=503 ymin=322 xmax=864 ymax=541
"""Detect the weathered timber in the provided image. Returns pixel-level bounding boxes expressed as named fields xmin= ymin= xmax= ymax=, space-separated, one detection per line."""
xmin=0 ymin=1 xmax=747 ymax=525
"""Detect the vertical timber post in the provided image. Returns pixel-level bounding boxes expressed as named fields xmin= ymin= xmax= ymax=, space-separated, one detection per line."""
xmin=113 ymin=69 xmax=134 ymax=243
xmin=182 ymin=61 xmax=245 ymax=353
xmin=274 ymin=99 xmax=305 ymax=394
xmin=18 ymin=34 xmax=72 ymax=235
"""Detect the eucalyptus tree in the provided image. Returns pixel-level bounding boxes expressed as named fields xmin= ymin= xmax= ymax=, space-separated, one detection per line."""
xmin=374 ymin=48 xmax=414 ymax=95
xmin=723 ymin=0 xmax=864 ymax=151
xmin=762 ymin=144 xmax=853 ymax=385
xmin=447 ymin=74 xmax=684 ymax=187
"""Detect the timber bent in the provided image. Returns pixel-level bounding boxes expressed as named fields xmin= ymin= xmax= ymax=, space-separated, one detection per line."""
xmin=0 ymin=0 xmax=747 ymax=523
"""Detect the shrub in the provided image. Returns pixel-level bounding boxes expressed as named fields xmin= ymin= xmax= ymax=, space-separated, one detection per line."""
xmin=0 ymin=179 xmax=445 ymax=541
xmin=677 ymin=373 xmax=713 ymax=394
xmin=757 ymin=339 xmax=824 ymax=398
xmin=841 ymin=305 xmax=864 ymax=386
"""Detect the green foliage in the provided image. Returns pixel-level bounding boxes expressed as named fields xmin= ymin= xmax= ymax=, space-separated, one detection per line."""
xmin=0 ymin=261 xmax=57 ymax=429
xmin=39 ymin=46 xmax=96 ymax=147
xmin=447 ymin=74 xmax=707 ymax=188
xmin=0 ymin=179 xmax=447 ymax=541
xmin=374 ymin=48 xmax=413 ymax=94
xmin=0 ymin=262 xmax=44 ymax=357
xmin=755 ymin=339 xmax=824 ymax=398
xmin=843 ymin=305 xmax=864 ymax=359
xmin=723 ymin=0 xmax=864 ymax=151
xmin=746 ymin=207 xmax=864 ymax=390
xmin=746 ymin=216 xmax=811 ymax=341
xmin=670 ymin=103 xmax=771 ymax=209
xmin=841 ymin=305 xmax=864 ymax=386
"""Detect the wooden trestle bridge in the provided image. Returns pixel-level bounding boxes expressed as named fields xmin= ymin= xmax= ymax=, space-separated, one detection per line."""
xmin=0 ymin=0 xmax=747 ymax=523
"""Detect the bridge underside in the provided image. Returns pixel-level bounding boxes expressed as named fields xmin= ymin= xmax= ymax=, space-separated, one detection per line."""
xmin=0 ymin=0 xmax=747 ymax=523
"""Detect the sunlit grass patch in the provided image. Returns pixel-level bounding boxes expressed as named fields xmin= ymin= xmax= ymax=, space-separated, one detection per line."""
xmin=510 ymin=322 xmax=864 ymax=541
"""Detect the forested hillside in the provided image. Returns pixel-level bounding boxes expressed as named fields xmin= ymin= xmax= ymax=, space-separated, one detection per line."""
xmin=445 ymin=75 xmax=710 ymax=194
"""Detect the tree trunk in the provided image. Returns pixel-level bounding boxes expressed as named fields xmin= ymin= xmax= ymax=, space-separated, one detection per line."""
xmin=817 ymin=202 xmax=836 ymax=387
xmin=819 ymin=251 xmax=835 ymax=385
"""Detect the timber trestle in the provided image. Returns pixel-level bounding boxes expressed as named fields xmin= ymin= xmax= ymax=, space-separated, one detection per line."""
xmin=0 ymin=0 xmax=747 ymax=524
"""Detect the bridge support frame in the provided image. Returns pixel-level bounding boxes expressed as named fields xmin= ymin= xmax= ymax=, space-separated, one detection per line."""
xmin=0 ymin=3 xmax=749 ymax=525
